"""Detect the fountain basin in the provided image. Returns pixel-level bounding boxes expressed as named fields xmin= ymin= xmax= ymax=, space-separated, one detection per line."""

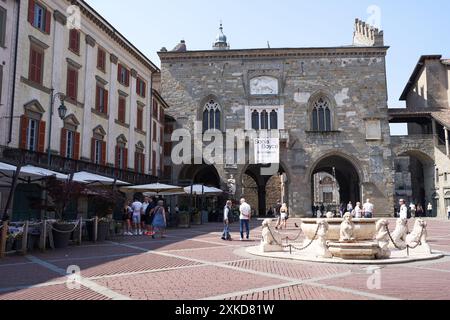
xmin=301 ymin=218 xmax=377 ymax=241
xmin=327 ymin=241 xmax=380 ymax=260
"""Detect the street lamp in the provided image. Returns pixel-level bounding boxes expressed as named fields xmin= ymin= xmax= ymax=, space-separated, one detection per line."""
xmin=48 ymin=90 xmax=66 ymax=167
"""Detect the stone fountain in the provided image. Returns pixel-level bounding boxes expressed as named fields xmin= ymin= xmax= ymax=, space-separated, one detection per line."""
xmin=247 ymin=214 xmax=443 ymax=265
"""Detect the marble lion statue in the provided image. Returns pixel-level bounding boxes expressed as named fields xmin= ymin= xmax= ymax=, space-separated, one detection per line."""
xmin=261 ymin=219 xmax=282 ymax=246
xmin=316 ymin=219 xmax=332 ymax=258
xmin=375 ymin=219 xmax=391 ymax=259
xmin=340 ymin=212 xmax=355 ymax=242
xmin=406 ymin=219 xmax=428 ymax=248
xmin=389 ymin=218 xmax=408 ymax=250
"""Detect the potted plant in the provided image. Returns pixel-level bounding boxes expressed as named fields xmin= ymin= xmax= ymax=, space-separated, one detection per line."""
xmin=177 ymin=204 xmax=190 ymax=228
xmin=44 ymin=176 xmax=86 ymax=249
xmin=86 ymin=189 xmax=124 ymax=242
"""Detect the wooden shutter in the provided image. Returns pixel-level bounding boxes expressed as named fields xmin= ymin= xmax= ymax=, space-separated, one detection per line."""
xmin=60 ymin=128 xmax=67 ymax=157
xmin=44 ymin=8 xmax=51 ymax=34
xmin=67 ymin=68 xmax=78 ymax=101
xmin=103 ymin=89 xmax=108 ymax=114
xmin=123 ymin=148 xmax=128 ymax=169
xmin=20 ymin=115 xmax=29 ymax=149
xmin=38 ymin=120 xmax=46 ymax=153
xmin=142 ymin=81 xmax=146 ymax=98
xmin=29 ymin=48 xmax=36 ymax=82
xmin=137 ymin=107 xmax=142 ymax=130
xmin=95 ymin=85 xmax=100 ymax=111
xmin=134 ymin=152 xmax=139 ymax=173
xmin=125 ymin=69 xmax=130 ymax=87
xmin=117 ymin=64 xmax=122 ymax=82
xmin=118 ymin=97 xmax=125 ymax=123
xmin=91 ymin=138 xmax=96 ymax=162
xmin=115 ymin=146 xmax=120 ymax=168
xmin=28 ymin=0 xmax=35 ymax=24
xmin=101 ymin=141 xmax=107 ymax=165
xmin=136 ymin=78 xmax=140 ymax=95
xmin=74 ymin=132 xmax=80 ymax=160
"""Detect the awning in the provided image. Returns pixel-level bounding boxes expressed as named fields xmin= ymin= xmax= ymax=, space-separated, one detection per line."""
xmin=184 ymin=184 xmax=223 ymax=195
xmin=72 ymin=171 xmax=129 ymax=186
xmin=19 ymin=165 xmax=69 ymax=181
xmin=0 ymin=162 xmax=17 ymax=174
xmin=120 ymin=183 xmax=184 ymax=195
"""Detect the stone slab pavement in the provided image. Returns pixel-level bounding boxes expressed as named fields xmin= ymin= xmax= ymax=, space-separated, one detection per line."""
xmin=0 ymin=218 xmax=449 ymax=300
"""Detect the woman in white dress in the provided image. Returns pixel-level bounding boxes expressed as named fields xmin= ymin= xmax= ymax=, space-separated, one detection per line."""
xmin=280 ymin=203 xmax=289 ymax=230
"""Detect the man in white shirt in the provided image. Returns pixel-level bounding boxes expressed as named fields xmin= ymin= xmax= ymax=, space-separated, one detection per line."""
xmin=131 ymin=198 xmax=143 ymax=235
xmin=347 ymin=202 xmax=353 ymax=213
xmin=239 ymin=198 xmax=251 ymax=241
xmin=363 ymin=199 xmax=374 ymax=218
xmin=222 ymin=200 xmax=232 ymax=241
xmin=399 ymin=199 xmax=408 ymax=220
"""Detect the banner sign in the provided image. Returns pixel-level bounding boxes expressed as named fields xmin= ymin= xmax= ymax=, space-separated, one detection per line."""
xmin=254 ymin=138 xmax=280 ymax=164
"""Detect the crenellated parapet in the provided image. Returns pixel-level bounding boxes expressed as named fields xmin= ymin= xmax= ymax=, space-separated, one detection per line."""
xmin=353 ymin=18 xmax=384 ymax=47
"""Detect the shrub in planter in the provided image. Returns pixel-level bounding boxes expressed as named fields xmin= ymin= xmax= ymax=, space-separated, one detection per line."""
xmin=52 ymin=222 xmax=76 ymax=249
xmin=178 ymin=212 xmax=190 ymax=228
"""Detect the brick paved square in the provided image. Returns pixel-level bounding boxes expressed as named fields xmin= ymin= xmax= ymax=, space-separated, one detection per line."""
xmin=0 ymin=284 xmax=111 ymax=300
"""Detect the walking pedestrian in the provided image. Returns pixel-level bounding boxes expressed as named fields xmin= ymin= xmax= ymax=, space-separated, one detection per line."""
xmin=222 ymin=200 xmax=232 ymax=241
xmin=144 ymin=197 xmax=156 ymax=236
xmin=152 ymin=200 xmax=167 ymax=239
xmin=363 ymin=199 xmax=374 ymax=218
xmin=131 ymin=197 xmax=143 ymax=235
xmin=427 ymin=202 xmax=433 ymax=217
xmin=279 ymin=203 xmax=289 ymax=230
xmin=239 ymin=198 xmax=251 ymax=241
xmin=353 ymin=202 xmax=363 ymax=218
xmin=399 ymin=199 xmax=408 ymax=220
xmin=122 ymin=200 xmax=133 ymax=236
xmin=347 ymin=201 xmax=354 ymax=213
xmin=274 ymin=200 xmax=282 ymax=229
xmin=142 ymin=196 xmax=150 ymax=233
xmin=416 ymin=204 xmax=424 ymax=218
xmin=409 ymin=202 xmax=417 ymax=219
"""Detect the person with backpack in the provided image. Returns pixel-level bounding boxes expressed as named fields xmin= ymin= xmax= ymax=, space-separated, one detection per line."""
xmin=221 ymin=200 xmax=233 ymax=241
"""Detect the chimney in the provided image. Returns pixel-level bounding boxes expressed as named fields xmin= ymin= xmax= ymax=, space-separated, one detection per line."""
xmin=353 ymin=18 xmax=384 ymax=47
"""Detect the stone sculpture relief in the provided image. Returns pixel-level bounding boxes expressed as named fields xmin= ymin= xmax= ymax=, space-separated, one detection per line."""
xmin=375 ymin=219 xmax=391 ymax=259
xmin=389 ymin=218 xmax=408 ymax=250
xmin=250 ymin=76 xmax=279 ymax=95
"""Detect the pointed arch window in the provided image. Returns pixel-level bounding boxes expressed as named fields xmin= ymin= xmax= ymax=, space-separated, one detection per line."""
xmin=270 ymin=110 xmax=278 ymax=130
xmin=261 ymin=110 xmax=269 ymax=130
xmin=252 ymin=111 xmax=259 ymax=130
xmin=311 ymin=97 xmax=332 ymax=132
xmin=202 ymin=99 xmax=221 ymax=132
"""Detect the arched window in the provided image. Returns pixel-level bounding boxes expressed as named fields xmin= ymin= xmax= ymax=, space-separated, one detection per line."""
xmin=261 ymin=110 xmax=269 ymax=130
xmin=202 ymin=100 xmax=221 ymax=132
xmin=270 ymin=110 xmax=278 ymax=130
xmin=252 ymin=110 xmax=259 ymax=130
xmin=311 ymin=97 xmax=332 ymax=132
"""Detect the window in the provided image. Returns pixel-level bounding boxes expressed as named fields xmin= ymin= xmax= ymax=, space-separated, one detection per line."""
xmin=135 ymin=151 xmax=145 ymax=174
xmin=202 ymin=100 xmax=221 ymax=132
xmin=152 ymin=150 xmax=157 ymax=176
xmin=160 ymin=127 xmax=164 ymax=145
xmin=152 ymin=99 xmax=158 ymax=119
xmin=97 ymin=48 xmax=106 ymax=72
xmin=66 ymin=130 xmax=74 ymax=158
xmin=94 ymin=140 xmax=101 ymax=164
xmin=20 ymin=116 xmax=45 ymax=152
xmin=28 ymin=0 xmax=50 ymax=34
xmin=27 ymin=118 xmax=38 ymax=152
xmin=153 ymin=123 xmax=157 ymax=142
xmin=60 ymin=128 xmax=80 ymax=159
xmin=68 ymin=29 xmax=80 ymax=54
xmin=0 ymin=7 xmax=6 ymax=47
xmin=118 ymin=96 xmax=126 ymax=123
xmin=311 ymin=97 xmax=332 ymax=132
xmin=137 ymin=106 xmax=143 ymax=131
xmin=66 ymin=67 xmax=78 ymax=101
xmin=95 ymin=85 xmax=108 ymax=114
xmin=91 ymin=138 xmax=106 ymax=165
xmin=250 ymin=108 xmax=280 ymax=131
xmin=29 ymin=45 xmax=44 ymax=84
xmin=117 ymin=64 xmax=130 ymax=86
xmin=159 ymin=106 xmax=165 ymax=122
xmin=116 ymin=146 xmax=128 ymax=170
xmin=136 ymin=78 xmax=146 ymax=98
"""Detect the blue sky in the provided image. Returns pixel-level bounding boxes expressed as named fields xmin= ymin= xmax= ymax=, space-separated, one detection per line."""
xmin=87 ymin=0 xmax=450 ymax=133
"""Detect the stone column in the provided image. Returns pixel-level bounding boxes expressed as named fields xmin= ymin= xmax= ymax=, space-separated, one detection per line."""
xmin=82 ymin=35 xmax=96 ymax=160
xmin=445 ymin=127 xmax=449 ymax=157
xmin=129 ymin=69 xmax=138 ymax=171
xmin=107 ymin=54 xmax=119 ymax=165
xmin=50 ymin=10 xmax=67 ymax=153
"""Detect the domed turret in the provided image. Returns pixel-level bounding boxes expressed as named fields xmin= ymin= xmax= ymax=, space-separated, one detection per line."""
xmin=213 ymin=23 xmax=230 ymax=50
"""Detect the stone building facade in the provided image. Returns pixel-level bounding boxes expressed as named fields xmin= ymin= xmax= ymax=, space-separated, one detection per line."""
xmin=159 ymin=20 xmax=395 ymax=217
xmin=0 ymin=0 xmax=167 ymax=219
xmin=389 ymin=55 xmax=450 ymax=218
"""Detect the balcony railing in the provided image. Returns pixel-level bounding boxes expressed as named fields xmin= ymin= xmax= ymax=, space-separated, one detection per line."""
xmin=0 ymin=146 xmax=158 ymax=185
